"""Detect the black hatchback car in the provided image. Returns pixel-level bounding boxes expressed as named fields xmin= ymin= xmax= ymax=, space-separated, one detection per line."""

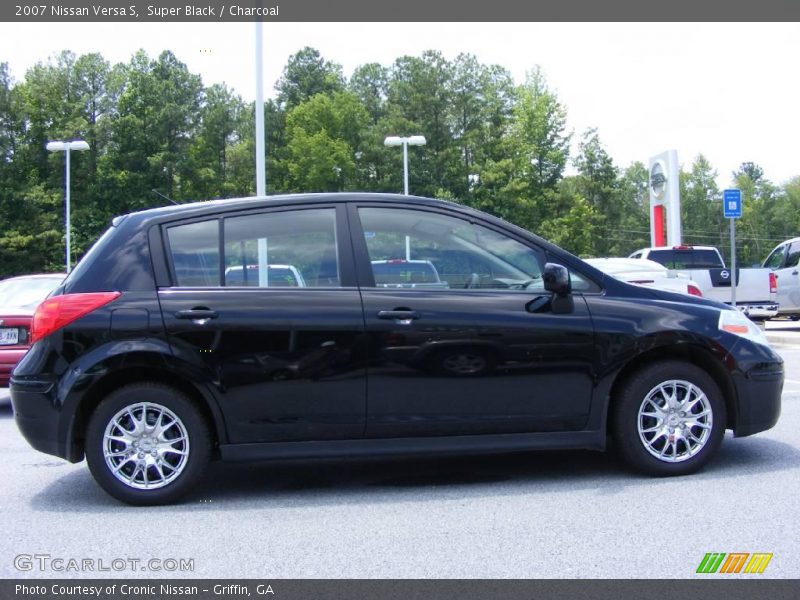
xmin=11 ymin=194 xmax=783 ymax=505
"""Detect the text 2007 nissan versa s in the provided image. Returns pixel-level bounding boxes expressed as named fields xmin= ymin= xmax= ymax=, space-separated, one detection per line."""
xmin=11 ymin=194 xmax=783 ymax=505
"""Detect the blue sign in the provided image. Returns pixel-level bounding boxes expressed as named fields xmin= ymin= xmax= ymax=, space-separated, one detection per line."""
xmin=723 ymin=188 xmax=742 ymax=219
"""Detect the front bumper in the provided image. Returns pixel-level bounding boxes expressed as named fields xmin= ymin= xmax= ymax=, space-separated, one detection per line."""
xmin=731 ymin=363 xmax=783 ymax=437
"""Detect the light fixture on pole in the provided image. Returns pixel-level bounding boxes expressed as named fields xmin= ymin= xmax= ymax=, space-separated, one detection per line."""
xmin=384 ymin=135 xmax=426 ymax=195
xmin=46 ymin=139 xmax=90 ymax=273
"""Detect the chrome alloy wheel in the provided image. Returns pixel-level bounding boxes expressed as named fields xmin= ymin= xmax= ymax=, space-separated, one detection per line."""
xmin=102 ymin=402 xmax=190 ymax=490
xmin=442 ymin=353 xmax=487 ymax=375
xmin=637 ymin=380 xmax=713 ymax=463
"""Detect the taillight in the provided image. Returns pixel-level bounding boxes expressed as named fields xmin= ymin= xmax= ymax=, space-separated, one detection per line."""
xmin=30 ymin=292 xmax=121 ymax=344
xmin=687 ymin=284 xmax=703 ymax=297
xmin=769 ymin=272 xmax=777 ymax=294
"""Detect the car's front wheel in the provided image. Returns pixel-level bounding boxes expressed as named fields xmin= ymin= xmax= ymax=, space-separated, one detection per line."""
xmin=85 ymin=383 xmax=211 ymax=505
xmin=612 ymin=361 xmax=726 ymax=476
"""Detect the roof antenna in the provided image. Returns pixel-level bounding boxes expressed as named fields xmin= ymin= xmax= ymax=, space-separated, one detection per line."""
xmin=152 ymin=189 xmax=180 ymax=205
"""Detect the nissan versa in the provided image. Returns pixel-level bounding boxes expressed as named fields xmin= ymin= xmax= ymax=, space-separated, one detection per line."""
xmin=10 ymin=194 xmax=783 ymax=505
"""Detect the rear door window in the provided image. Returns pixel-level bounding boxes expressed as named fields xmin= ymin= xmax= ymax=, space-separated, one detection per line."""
xmin=223 ymin=208 xmax=340 ymax=288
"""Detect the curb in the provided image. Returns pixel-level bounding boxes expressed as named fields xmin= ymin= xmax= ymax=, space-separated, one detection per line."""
xmin=766 ymin=334 xmax=800 ymax=346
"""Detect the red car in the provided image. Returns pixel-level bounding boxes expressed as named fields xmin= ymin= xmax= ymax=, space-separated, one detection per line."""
xmin=0 ymin=273 xmax=65 ymax=386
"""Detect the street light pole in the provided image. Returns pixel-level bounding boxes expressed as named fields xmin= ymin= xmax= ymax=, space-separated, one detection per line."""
xmin=254 ymin=20 xmax=266 ymax=197
xmin=46 ymin=140 xmax=89 ymax=273
xmin=384 ymin=135 xmax=426 ymax=195
xmin=402 ymin=141 xmax=409 ymax=196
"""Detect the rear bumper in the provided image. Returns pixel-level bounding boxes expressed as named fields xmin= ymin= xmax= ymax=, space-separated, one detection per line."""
xmin=0 ymin=348 xmax=28 ymax=386
xmin=10 ymin=377 xmax=72 ymax=460
xmin=733 ymin=303 xmax=779 ymax=320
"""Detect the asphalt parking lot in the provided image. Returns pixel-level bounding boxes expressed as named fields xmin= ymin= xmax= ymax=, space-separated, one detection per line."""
xmin=1 ymin=338 xmax=799 ymax=579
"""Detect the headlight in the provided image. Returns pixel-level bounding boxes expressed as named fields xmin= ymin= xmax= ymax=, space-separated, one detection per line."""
xmin=718 ymin=309 xmax=770 ymax=347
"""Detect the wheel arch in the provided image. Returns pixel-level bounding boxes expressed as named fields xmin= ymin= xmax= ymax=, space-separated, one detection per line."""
xmin=65 ymin=363 xmax=227 ymax=463
xmin=606 ymin=343 xmax=737 ymax=435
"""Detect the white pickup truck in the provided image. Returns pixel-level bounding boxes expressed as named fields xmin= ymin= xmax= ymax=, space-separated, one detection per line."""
xmin=628 ymin=245 xmax=778 ymax=320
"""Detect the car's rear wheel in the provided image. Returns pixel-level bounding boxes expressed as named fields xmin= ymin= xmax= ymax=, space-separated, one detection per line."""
xmin=85 ymin=383 xmax=211 ymax=505
xmin=612 ymin=361 xmax=726 ymax=476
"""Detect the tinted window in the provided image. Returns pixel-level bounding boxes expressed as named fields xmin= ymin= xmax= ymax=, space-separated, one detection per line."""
xmin=786 ymin=242 xmax=800 ymax=268
xmin=690 ymin=250 xmax=724 ymax=269
xmin=223 ymin=208 xmax=340 ymax=288
xmin=358 ymin=207 xmax=544 ymax=291
xmin=763 ymin=245 xmax=786 ymax=270
xmin=648 ymin=249 xmax=721 ymax=269
xmin=167 ymin=220 xmax=220 ymax=287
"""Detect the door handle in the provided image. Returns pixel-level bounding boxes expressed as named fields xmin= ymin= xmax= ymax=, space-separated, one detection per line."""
xmin=377 ymin=310 xmax=419 ymax=321
xmin=793 ymin=271 xmax=798 ymax=276
xmin=175 ymin=308 xmax=218 ymax=321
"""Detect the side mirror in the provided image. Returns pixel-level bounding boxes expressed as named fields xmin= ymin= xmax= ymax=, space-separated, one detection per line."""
xmin=543 ymin=263 xmax=572 ymax=297
xmin=543 ymin=263 xmax=574 ymax=315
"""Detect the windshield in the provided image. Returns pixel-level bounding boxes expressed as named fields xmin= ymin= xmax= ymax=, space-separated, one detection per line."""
xmin=0 ymin=275 xmax=64 ymax=309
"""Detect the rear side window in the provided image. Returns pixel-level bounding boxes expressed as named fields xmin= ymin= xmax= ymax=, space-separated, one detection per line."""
xmin=167 ymin=220 xmax=221 ymax=286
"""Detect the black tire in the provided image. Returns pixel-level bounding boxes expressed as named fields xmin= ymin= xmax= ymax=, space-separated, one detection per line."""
xmin=611 ymin=361 xmax=726 ymax=476
xmin=85 ymin=383 xmax=212 ymax=505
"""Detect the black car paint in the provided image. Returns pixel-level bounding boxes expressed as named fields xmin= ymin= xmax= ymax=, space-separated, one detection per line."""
xmin=11 ymin=193 xmax=784 ymax=464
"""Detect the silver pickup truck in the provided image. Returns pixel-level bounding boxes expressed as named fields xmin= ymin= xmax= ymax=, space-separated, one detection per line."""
xmin=371 ymin=259 xmax=450 ymax=289
xmin=629 ymin=245 xmax=778 ymax=320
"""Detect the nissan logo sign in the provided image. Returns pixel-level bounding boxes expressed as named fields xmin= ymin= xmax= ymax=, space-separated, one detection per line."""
xmin=720 ymin=270 xmax=730 ymax=280
xmin=650 ymin=161 xmax=667 ymax=200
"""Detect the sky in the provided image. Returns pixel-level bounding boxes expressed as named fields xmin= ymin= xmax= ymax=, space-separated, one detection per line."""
xmin=1 ymin=22 xmax=799 ymax=187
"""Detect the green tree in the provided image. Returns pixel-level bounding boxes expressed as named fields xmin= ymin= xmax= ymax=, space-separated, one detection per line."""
xmin=573 ymin=128 xmax=618 ymax=254
xmin=276 ymin=47 xmax=345 ymax=109
xmin=282 ymin=91 xmax=369 ymax=191
xmin=186 ymin=83 xmax=247 ymax=199
xmin=509 ymin=67 xmax=571 ymax=203
xmin=386 ymin=51 xmax=455 ymax=196
xmin=100 ymin=50 xmax=202 ymax=212
xmin=733 ymin=161 xmax=780 ymax=264
xmin=448 ymin=54 xmax=515 ymax=200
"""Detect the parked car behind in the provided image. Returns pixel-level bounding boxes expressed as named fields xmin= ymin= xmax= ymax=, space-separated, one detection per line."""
xmin=0 ymin=273 xmax=65 ymax=386
xmin=585 ymin=258 xmax=703 ymax=297
xmin=762 ymin=237 xmax=800 ymax=319
xmin=11 ymin=194 xmax=783 ymax=505
xmin=629 ymin=245 xmax=778 ymax=320
xmin=370 ymin=259 xmax=450 ymax=289
xmin=224 ymin=264 xmax=306 ymax=287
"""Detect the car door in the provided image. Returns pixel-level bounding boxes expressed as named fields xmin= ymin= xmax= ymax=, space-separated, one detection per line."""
xmin=348 ymin=203 xmax=597 ymax=438
xmin=158 ymin=204 xmax=367 ymax=444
